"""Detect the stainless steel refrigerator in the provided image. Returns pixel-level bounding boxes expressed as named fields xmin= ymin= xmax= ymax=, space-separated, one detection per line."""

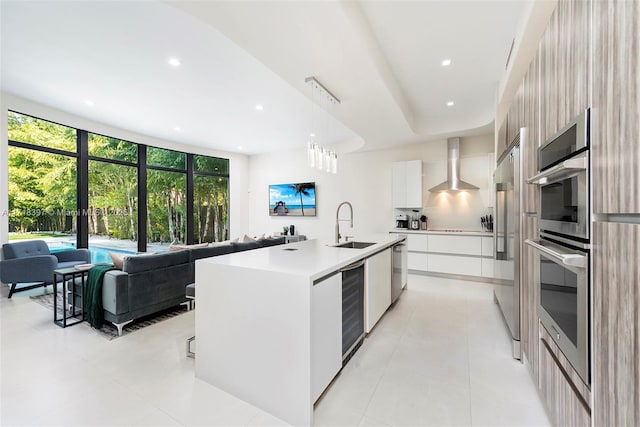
xmin=493 ymin=132 xmax=523 ymax=360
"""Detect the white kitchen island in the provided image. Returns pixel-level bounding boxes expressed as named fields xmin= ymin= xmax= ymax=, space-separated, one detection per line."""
xmin=194 ymin=234 xmax=404 ymax=426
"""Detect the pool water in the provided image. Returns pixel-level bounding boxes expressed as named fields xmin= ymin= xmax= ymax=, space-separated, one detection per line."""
xmin=50 ymin=244 xmax=136 ymax=264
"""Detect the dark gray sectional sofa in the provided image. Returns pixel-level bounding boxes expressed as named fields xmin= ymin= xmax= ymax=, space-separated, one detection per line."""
xmin=82 ymin=237 xmax=285 ymax=335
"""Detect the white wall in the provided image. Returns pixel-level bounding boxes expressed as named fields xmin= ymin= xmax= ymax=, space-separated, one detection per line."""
xmin=248 ymin=135 xmax=494 ymax=241
xmin=0 ymin=93 xmax=250 ymax=243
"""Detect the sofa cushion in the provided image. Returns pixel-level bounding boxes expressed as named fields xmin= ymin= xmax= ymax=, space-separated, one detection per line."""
xmin=123 ymin=250 xmax=190 ymax=274
xmin=168 ymin=242 xmax=209 ymax=252
xmin=2 ymin=240 xmax=51 ymax=259
xmin=258 ymin=237 xmax=286 ymax=248
xmin=189 ymin=245 xmax=235 ymax=262
xmin=230 ymin=241 xmax=261 ymax=252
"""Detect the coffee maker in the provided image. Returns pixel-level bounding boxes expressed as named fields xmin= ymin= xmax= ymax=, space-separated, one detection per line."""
xmin=395 ymin=214 xmax=409 ymax=229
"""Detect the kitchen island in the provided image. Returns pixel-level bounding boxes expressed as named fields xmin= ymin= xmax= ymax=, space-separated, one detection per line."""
xmin=194 ymin=234 xmax=405 ymax=426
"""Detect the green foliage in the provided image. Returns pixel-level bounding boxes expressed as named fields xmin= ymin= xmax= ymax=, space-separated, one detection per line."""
xmin=8 ymin=111 xmax=76 ymax=152
xmin=147 ymin=146 xmax=186 ymax=169
xmin=9 ymin=232 xmax=61 ymax=240
xmin=7 ymin=112 xmax=230 ymax=245
xmin=8 ymin=146 xmax=76 ymax=233
xmin=88 ymin=133 xmax=137 ymax=163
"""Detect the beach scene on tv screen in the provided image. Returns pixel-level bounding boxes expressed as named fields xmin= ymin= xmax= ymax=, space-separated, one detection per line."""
xmin=269 ymin=183 xmax=316 ymax=216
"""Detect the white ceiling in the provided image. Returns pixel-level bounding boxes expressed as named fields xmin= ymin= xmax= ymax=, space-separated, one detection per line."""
xmin=1 ymin=1 xmax=527 ymax=155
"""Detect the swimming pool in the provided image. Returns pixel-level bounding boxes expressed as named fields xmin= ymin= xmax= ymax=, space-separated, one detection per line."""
xmin=50 ymin=244 xmax=136 ymax=264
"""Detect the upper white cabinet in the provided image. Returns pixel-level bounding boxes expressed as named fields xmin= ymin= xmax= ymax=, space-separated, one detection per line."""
xmin=392 ymin=160 xmax=422 ymax=208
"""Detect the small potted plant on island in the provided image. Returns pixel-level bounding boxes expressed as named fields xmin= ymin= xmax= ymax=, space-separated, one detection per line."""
xmin=282 ymin=226 xmax=289 ymax=236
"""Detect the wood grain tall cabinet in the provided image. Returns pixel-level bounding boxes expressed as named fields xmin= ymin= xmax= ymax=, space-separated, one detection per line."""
xmin=591 ymin=1 xmax=640 ymax=426
xmin=499 ymin=0 xmax=640 ymax=425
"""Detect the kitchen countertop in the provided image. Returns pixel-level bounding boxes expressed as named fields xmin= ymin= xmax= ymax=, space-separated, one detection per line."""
xmin=390 ymin=228 xmax=493 ymax=237
xmin=197 ymin=233 xmax=405 ymax=281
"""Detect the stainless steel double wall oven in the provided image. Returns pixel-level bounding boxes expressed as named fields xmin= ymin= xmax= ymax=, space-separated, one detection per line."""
xmin=526 ymin=108 xmax=591 ymax=385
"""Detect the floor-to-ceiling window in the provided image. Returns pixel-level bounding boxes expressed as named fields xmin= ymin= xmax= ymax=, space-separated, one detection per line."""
xmin=87 ymin=133 xmax=139 ymax=260
xmin=7 ymin=112 xmax=77 ymax=248
xmin=193 ymin=155 xmax=229 ymax=243
xmin=147 ymin=147 xmax=187 ymax=246
xmin=6 ymin=111 xmax=230 ymax=254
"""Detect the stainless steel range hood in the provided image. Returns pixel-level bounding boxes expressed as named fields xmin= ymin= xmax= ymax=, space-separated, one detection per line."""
xmin=429 ymin=138 xmax=479 ymax=192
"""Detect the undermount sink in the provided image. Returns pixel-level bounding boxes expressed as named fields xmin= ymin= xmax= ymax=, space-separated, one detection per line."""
xmin=335 ymin=241 xmax=376 ymax=249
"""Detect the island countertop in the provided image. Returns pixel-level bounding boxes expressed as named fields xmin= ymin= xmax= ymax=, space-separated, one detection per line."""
xmin=195 ymin=232 xmax=406 ymax=425
xmin=196 ymin=233 xmax=405 ymax=281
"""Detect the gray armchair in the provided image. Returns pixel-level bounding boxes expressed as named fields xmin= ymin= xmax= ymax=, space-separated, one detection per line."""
xmin=0 ymin=240 xmax=90 ymax=298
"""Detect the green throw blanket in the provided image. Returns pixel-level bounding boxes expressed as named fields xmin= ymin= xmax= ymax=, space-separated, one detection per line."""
xmin=85 ymin=264 xmax=116 ymax=329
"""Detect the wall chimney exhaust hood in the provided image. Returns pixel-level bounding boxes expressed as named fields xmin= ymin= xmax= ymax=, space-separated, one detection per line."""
xmin=429 ymin=138 xmax=479 ymax=192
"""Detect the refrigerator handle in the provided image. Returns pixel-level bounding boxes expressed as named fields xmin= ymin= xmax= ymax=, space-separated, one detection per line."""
xmin=495 ymin=182 xmax=508 ymax=260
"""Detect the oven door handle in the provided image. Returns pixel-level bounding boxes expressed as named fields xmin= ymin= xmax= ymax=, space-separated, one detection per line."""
xmin=526 ymin=156 xmax=587 ymax=185
xmin=525 ymin=239 xmax=587 ymax=268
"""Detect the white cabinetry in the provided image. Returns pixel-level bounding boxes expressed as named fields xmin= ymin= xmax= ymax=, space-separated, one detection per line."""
xmin=391 ymin=160 xmax=422 ymax=208
xmin=311 ymin=273 xmax=342 ymax=401
xmin=365 ymin=249 xmax=391 ymax=333
xmin=400 ymin=232 xmax=495 ymax=278
xmin=427 ymin=234 xmax=482 ymax=276
xmin=406 ymin=234 xmax=428 ymax=251
xmin=427 ymin=254 xmax=481 ymax=276
xmin=428 ymin=235 xmax=481 ymax=255
xmin=406 ymin=233 xmax=428 ymax=271
xmin=481 ymin=236 xmax=494 ymax=278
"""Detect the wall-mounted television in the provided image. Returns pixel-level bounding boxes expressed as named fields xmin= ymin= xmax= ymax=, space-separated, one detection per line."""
xmin=269 ymin=182 xmax=316 ymax=216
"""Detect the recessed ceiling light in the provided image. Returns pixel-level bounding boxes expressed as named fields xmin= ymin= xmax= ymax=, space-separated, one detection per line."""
xmin=85 ymin=100 xmax=95 ymax=107
xmin=255 ymin=104 xmax=264 ymax=111
xmin=168 ymin=58 xmax=181 ymax=67
xmin=447 ymin=101 xmax=455 ymax=107
xmin=174 ymin=126 xmax=181 ymax=131
xmin=237 ymin=146 xmax=243 ymax=150
xmin=309 ymin=133 xmax=315 ymax=137
xmin=441 ymin=59 xmax=452 ymax=67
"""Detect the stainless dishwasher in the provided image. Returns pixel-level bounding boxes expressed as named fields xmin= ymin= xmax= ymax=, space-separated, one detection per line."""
xmin=341 ymin=260 xmax=365 ymax=362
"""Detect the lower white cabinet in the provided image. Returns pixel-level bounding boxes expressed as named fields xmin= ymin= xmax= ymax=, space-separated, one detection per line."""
xmin=365 ymin=248 xmax=392 ymax=333
xmin=311 ymin=272 xmax=342 ymax=401
xmin=406 ymin=234 xmax=428 ymax=251
xmin=407 ymin=252 xmax=427 ymax=270
xmin=428 ymin=235 xmax=481 ymax=255
xmin=427 ymin=254 xmax=482 ymax=276
xmin=481 ymin=259 xmax=494 ymax=278
xmin=398 ymin=232 xmax=495 ymax=279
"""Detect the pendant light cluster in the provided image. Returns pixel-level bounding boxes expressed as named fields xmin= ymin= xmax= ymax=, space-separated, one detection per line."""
xmin=305 ymin=77 xmax=339 ymax=174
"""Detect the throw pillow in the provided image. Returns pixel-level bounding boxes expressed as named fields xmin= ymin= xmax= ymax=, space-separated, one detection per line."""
xmin=168 ymin=242 xmax=209 ymax=251
xmin=109 ymin=252 xmax=126 ymax=270
xmin=241 ymin=234 xmax=256 ymax=243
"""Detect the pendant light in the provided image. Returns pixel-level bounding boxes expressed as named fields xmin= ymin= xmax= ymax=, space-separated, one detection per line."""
xmin=305 ymin=77 xmax=340 ymax=174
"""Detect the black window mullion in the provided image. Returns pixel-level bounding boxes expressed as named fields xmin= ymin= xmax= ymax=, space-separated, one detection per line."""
xmin=77 ymin=130 xmax=89 ymax=249
xmin=186 ymin=154 xmax=194 ymax=245
xmin=138 ymin=145 xmax=147 ymax=253
xmin=87 ymin=156 xmax=137 ymax=168
xmin=8 ymin=140 xmax=77 ymax=158
xmin=146 ymin=165 xmax=186 ymax=174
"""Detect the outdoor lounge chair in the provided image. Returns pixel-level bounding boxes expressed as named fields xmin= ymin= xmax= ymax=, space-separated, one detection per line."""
xmin=0 ymin=240 xmax=90 ymax=298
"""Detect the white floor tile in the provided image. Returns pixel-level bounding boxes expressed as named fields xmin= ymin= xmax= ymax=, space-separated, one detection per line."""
xmin=1 ymin=275 xmax=550 ymax=427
